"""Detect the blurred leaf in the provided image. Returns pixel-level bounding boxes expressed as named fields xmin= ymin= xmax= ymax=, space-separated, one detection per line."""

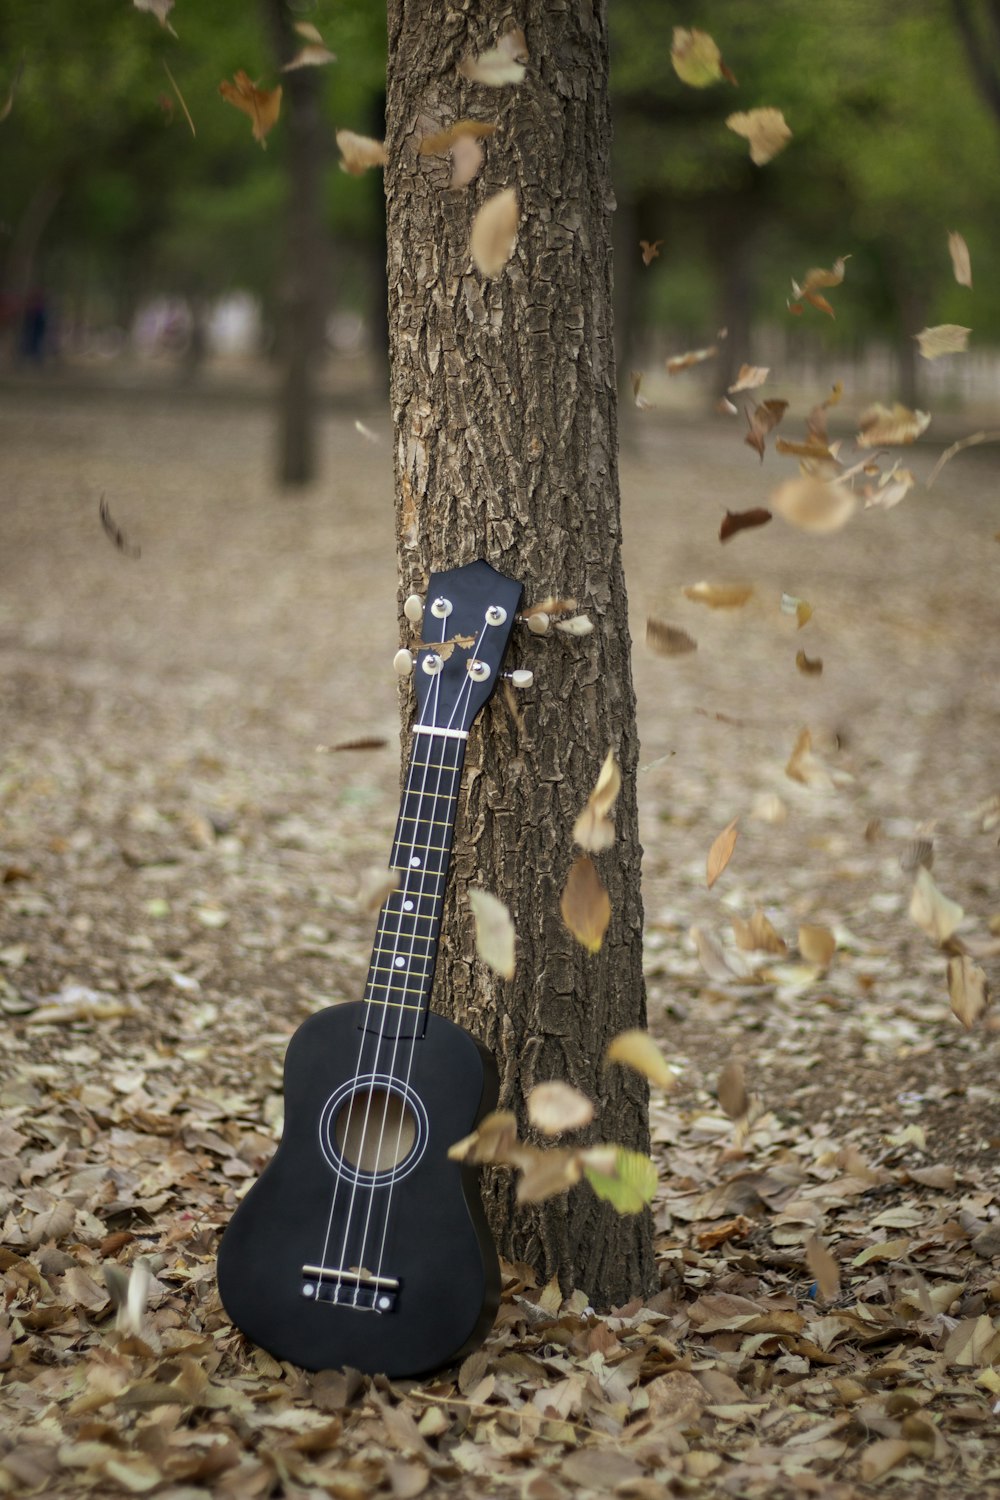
xmin=515 ymin=1147 xmax=583 ymax=1204
xmin=582 ymin=1146 xmax=657 ymax=1215
xmin=134 ymin=0 xmax=176 ymax=35
xmin=418 ymin=120 xmax=496 ymax=155
xmin=806 ymin=1236 xmax=841 ymax=1301
xmin=646 ymin=618 xmax=697 ymax=655
xmin=219 ymin=72 xmax=282 ymax=148
xmin=666 ymin=344 xmax=718 ymax=374
xmin=630 ymin=371 xmax=651 ymax=410
xmin=717 ymin=1059 xmax=749 ymax=1120
xmin=527 ymin=1082 xmax=594 ymax=1136
xmin=336 ymin=129 xmax=386 ymax=174
xmin=798 ymin=924 xmax=836 ymax=966
xmin=916 ymin=325 xmax=970 ymax=359
xmin=909 ymin=867 xmax=964 ymax=943
xmin=948 ymin=955 xmax=989 ymax=1028
xmin=448 ymin=1109 xmax=519 ymax=1164
xmin=458 ymin=31 xmax=528 ymax=86
xmin=788 ymin=256 xmax=849 ymax=317
xmin=726 ymin=108 xmax=792 ymax=165
xmin=606 ymin=1029 xmax=676 ymax=1089
xmin=720 ymin=507 xmax=771 ymax=542
xmin=560 ymin=856 xmax=611 ymax=953
xmin=729 ymin=364 xmax=769 ymax=392
xmin=770 ymin=475 xmax=856 ymax=533
xmin=744 ymin=398 xmax=788 ymax=460
xmin=468 ymin=888 xmax=516 ymax=978
xmin=706 ymin=818 xmax=739 ymax=889
xmin=639 ymin=239 xmax=663 ymax=265
xmin=671 ymin=28 xmax=736 ymax=87
xmin=572 ymin=750 xmax=621 ymax=853
xmin=795 ymin=649 xmax=823 ymax=675
xmin=732 ymin=910 xmax=786 ymax=955
xmin=470 ymin=187 xmax=518 ymax=276
xmin=683 ymin=581 xmax=753 ymax=608
xmin=948 ymin=230 xmax=972 ymax=288
xmin=857 ymin=403 xmax=931 ymax=447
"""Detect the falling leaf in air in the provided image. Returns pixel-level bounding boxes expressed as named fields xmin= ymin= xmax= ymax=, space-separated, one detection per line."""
xmin=448 ymin=1109 xmax=520 ymax=1165
xmin=515 ymin=1147 xmax=584 ymax=1204
xmin=706 ymin=818 xmax=739 ymax=889
xmin=717 ymin=1059 xmax=749 ymax=1120
xmin=134 ymin=0 xmax=176 ymax=34
xmin=336 ymin=129 xmax=386 ymax=174
xmin=863 ymin=463 xmax=916 ymax=511
xmin=785 ymin=727 xmax=833 ymax=789
xmin=798 ymin=924 xmax=836 ymax=966
xmin=683 ymin=580 xmax=753 ymax=608
xmin=560 ymin=856 xmax=611 ymax=953
xmin=104 ymin=1260 xmax=152 ymax=1336
xmin=527 ymin=1082 xmax=595 ymax=1136
xmin=630 ymin=372 xmax=651 ymax=410
xmin=691 ymin=925 xmax=745 ymax=983
xmin=856 ymin=402 xmax=931 ymax=447
xmin=728 ymin=364 xmax=769 ymax=393
xmin=732 ymin=910 xmax=786 ymax=954
xmin=916 ymin=325 xmax=971 ymax=360
xmin=555 ymin=614 xmax=593 ymax=636
xmin=719 ymin=507 xmax=771 ymax=542
xmin=283 ymin=20 xmax=336 ymax=70
xmin=459 ymin=29 xmax=528 ymax=86
xmin=670 ymin=28 xmax=737 ymax=87
xmin=99 ymin=496 xmax=142 ymax=559
xmin=581 ymin=1146 xmax=658 ymax=1214
xmin=948 ymin=955 xmax=989 ymax=1028
xmin=788 ymin=256 xmax=849 ymax=317
xmin=354 ymin=419 xmax=380 ymax=444
xmin=909 ymin=867 xmax=964 ymax=944
xmin=162 ymin=61 xmax=195 ymax=136
xmin=573 ymin=750 xmax=621 ymax=853
xmin=640 ymin=239 xmax=663 ymax=265
xmin=468 ymin=888 xmax=516 ymax=978
xmin=319 ymin=737 xmax=388 ymax=753
xmin=795 ymin=649 xmax=823 ymax=675
xmin=1 ymin=54 xmax=25 ymax=123
xmin=646 ymin=618 xmax=696 ymax=655
xmin=666 ymin=344 xmax=718 ymax=374
xmin=949 ymin=230 xmax=972 ymax=288
xmin=779 ymin=593 xmax=814 ymax=629
xmin=470 ymin=187 xmax=518 ymax=276
xmin=357 ymin=867 xmax=402 ymax=914
xmin=419 ymin=120 xmax=496 ymax=174
xmin=606 ymin=1029 xmax=676 ymax=1090
xmin=806 ymin=1236 xmax=842 ymax=1301
xmin=726 ymin=107 xmax=792 ymax=165
xmin=744 ymin=398 xmax=788 ymax=460
xmin=770 ymin=474 xmax=856 ymax=533
xmin=219 ymin=71 xmax=282 ymax=148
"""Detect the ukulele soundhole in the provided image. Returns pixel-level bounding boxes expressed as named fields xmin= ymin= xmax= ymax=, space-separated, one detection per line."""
xmin=318 ymin=1075 xmax=429 ymax=1186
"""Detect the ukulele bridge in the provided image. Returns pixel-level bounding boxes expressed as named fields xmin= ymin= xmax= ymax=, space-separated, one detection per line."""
xmin=301 ymin=1264 xmax=400 ymax=1313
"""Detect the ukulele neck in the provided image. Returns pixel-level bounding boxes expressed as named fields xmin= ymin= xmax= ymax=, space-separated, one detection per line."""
xmin=361 ymin=725 xmax=468 ymax=1039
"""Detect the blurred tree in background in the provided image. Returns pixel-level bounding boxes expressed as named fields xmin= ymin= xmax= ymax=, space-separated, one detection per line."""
xmin=2 ymin=0 xmax=1000 ymax=477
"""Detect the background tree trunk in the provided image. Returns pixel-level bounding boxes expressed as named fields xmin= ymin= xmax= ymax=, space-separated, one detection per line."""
xmin=385 ymin=0 xmax=656 ymax=1308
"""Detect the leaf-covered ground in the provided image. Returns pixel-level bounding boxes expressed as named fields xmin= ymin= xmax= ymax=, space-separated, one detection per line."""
xmin=1 ymin=387 xmax=999 ymax=1498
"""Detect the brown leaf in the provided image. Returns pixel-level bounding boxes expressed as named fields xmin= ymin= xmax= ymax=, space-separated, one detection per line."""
xmin=788 ymin=256 xmax=849 ymax=317
xmin=948 ymin=955 xmax=989 ymax=1028
xmin=646 ymin=618 xmax=697 ymax=655
xmin=726 ymin=107 xmax=792 ymax=164
xmin=320 ymin=737 xmax=388 ymax=753
xmin=717 ymin=1059 xmax=749 ymax=1120
xmin=666 ymin=344 xmax=718 ymax=374
xmin=98 ymin=496 xmax=141 ymax=560
xmin=744 ymin=398 xmax=788 ymax=460
xmin=671 ymin=28 xmax=737 ymax=87
xmin=728 ymin=364 xmax=769 ymax=392
xmin=468 ymin=888 xmax=516 ymax=979
xmin=470 ymin=187 xmax=518 ymax=277
xmin=418 ymin=119 xmax=496 ymax=155
xmin=527 ymin=1082 xmax=594 ymax=1136
xmin=948 ymin=230 xmax=972 ymax=288
xmin=719 ymin=507 xmax=771 ymax=542
xmin=860 ymin=1438 xmax=911 ymax=1483
xmin=784 ymin=727 xmax=833 ymax=789
xmin=731 ymin=909 xmax=786 ymax=954
xmin=863 ymin=463 xmax=916 ymax=510
xmin=606 ymin=1030 xmax=676 ymax=1090
xmin=696 ymin=1215 xmax=755 ymax=1249
xmin=630 ymin=371 xmax=651 ymax=410
xmin=458 ymin=31 xmax=528 ymax=86
xmin=639 ymin=239 xmax=663 ymax=266
xmin=682 ymin=580 xmax=753 ymax=609
xmin=357 ymin=867 xmax=402 ymax=914
xmin=856 ymin=402 xmax=931 ymax=447
xmin=798 ymin=924 xmax=836 ymax=967
xmin=916 ymin=324 xmax=970 ymax=360
xmin=515 ymin=1146 xmax=583 ymax=1204
xmin=572 ymin=750 xmax=621 ymax=853
xmin=795 ymin=650 xmax=823 ymax=675
xmin=219 ymin=72 xmax=282 ymax=148
xmin=560 ymin=856 xmax=611 ymax=953
xmin=336 ymin=129 xmax=386 ymax=174
xmin=770 ymin=474 xmax=856 ymax=533
xmin=909 ymin=867 xmax=964 ymax=944
xmin=706 ymin=818 xmax=739 ymax=889
xmin=448 ymin=1109 xmax=519 ymax=1165
xmin=448 ymin=135 xmax=486 ymax=188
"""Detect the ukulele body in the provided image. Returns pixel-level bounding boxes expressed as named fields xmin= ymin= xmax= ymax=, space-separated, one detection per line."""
xmin=217 ymin=1001 xmax=500 ymax=1376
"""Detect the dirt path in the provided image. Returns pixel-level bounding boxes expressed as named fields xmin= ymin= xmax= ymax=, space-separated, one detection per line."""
xmin=1 ymin=389 xmax=998 ymax=1496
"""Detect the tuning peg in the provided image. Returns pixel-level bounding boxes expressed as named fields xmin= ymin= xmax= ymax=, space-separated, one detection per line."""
xmin=393 ymin=648 xmax=415 ymax=677
xmin=524 ymin=612 xmax=549 ymax=636
xmin=505 ymin=669 xmax=534 ymax=689
xmin=403 ymin=594 xmax=424 ymax=624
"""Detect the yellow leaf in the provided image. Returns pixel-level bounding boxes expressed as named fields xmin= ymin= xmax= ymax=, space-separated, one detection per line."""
xmin=856 ymin=402 xmax=931 ymax=447
xmin=560 ymin=856 xmax=611 ymax=953
xmin=527 ymin=1081 xmax=595 ymax=1136
xmin=859 ymin=1438 xmax=911 ymax=1483
xmin=909 ymin=867 xmax=963 ymax=944
xmin=468 ymin=888 xmax=516 ymax=978
xmin=852 ymin=1236 xmax=911 ymax=1267
xmin=572 ymin=750 xmax=621 ymax=853
xmin=670 ymin=28 xmax=736 ymax=87
xmin=470 ymin=187 xmax=519 ymax=277
xmin=581 ymin=1146 xmax=657 ymax=1215
xmin=219 ymin=71 xmax=282 ymax=148
xmin=948 ymin=230 xmax=972 ymax=288
xmin=458 ymin=30 xmax=528 ymax=86
xmin=336 ymin=129 xmax=386 ymax=175
xmin=682 ymin=580 xmax=753 ymax=609
xmin=769 ymin=475 xmax=856 ymax=534
xmin=706 ymin=818 xmax=739 ymax=889
xmin=805 ymin=1235 xmax=841 ymax=1302
xmin=646 ymin=618 xmax=697 ymax=656
xmin=948 ymin=954 xmax=989 ymax=1028
xmin=798 ymin=924 xmax=836 ymax=967
xmin=726 ymin=107 xmax=792 ymax=165
xmin=916 ymin=324 xmax=971 ymax=360
xmin=606 ymin=1030 xmax=676 ymax=1090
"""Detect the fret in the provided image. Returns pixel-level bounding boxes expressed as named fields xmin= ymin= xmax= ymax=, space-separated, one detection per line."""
xmin=364 ymin=980 xmax=431 ymax=1001
xmin=397 ymin=815 xmax=455 ymax=828
xmin=406 ymin=760 xmax=464 ymax=773
xmin=368 ymin=959 xmax=435 ymax=976
xmin=361 ymin=996 xmax=426 ymax=1014
xmin=372 ymin=928 xmax=437 ymax=944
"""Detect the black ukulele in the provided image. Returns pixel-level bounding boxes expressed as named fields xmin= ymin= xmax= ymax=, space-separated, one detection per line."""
xmin=218 ymin=560 xmax=523 ymax=1375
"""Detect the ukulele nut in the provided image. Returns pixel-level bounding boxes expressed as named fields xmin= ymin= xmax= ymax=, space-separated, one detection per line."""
xmin=467 ymin=659 xmax=491 ymax=682
xmin=421 ymin=652 xmax=444 ymax=675
xmin=430 ymin=596 xmax=453 ymax=618
xmin=485 ymin=604 xmax=508 ymax=626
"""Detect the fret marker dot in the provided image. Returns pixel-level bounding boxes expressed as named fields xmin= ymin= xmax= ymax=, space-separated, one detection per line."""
xmin=394 ymin=957 xmax=405 ymax=968
xmin=410 ymin=856 xmax=421 ymax=867
xmin=403 ymin=900 xmax=414 ymax=911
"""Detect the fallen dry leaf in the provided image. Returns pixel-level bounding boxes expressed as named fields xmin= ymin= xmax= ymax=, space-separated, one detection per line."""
xmin=683 ymin=580 xmax=753 ymax=609
xmin=468 ymin=887 xmax=516 ymax=978
xmin=572 ymin=750 xmax=621 ymax=853
xmin=728 ymin=364 xmax=769 ymax=393
xmin=916 ymin=325 xmax=971 ymax=360
xmin=706 ymin=818 xmax=739 ymax=889
xmin=470 ymin=187 xmax=518 ymax=277
xmin=856 ymin=402 xmax=931 ymax=447
xmin=717 ymin=1059 xmax=749 ymax=1120
xmin=606 ymin=1029 xmax=676 ymax=1090
xmin=646 ymin=618 xmax=697 ymax=655
xmin=527 ymin=1082 xmax=594 ymax=1136
xmin=219 ymin=72 xmax=282 ymax=148
xmin=948 ymin=229 xmax=972 ymax=288
xmin=554 ymin=614 xmax=593 ymax=637
xmin=909 ymin=867 xmax=964 ymax=944
xmin=947 ymin=954 xmax=989 ymax=1028
xmin=458 ymin=30 xmax=528 ymax=86
xmin=726 ymin=107 xmax=792 ymax=165
xmin=639 ymin=239 xmax=663 ymax=265
xmin=336 ymin=129 xmax=386 ymax=174
xmin=448 ymin=134 xmax=486 ymax=188
xmin=671 ymin=28 xmax=737 ymax=87
xmin=744 ymin=398 xmax=788 ymax=460
xmin=769 ymin=474 xmax=856 ymax=534
xmin=560 ymin=856 xmax=611 ymax=953
xmin=720 ymin=508 xmax=772 ymax=542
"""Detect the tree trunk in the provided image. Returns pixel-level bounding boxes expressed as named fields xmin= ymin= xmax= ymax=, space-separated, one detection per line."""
xmin=385 ymin=0 xmax=656 ymax=1309
xmin=261 ymin=0 xmax=328 ymax=487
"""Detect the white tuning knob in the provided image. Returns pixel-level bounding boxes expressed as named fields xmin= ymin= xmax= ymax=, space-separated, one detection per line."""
xmin=507 ymin=669 xmax=534 ymax=689
xmin=525 ymin=612 xmax=549 ymax=636
xmin=403 ymin=594 xmax=424 ymax=623
xmin=393 ymin=648 xmax=415 ymax=677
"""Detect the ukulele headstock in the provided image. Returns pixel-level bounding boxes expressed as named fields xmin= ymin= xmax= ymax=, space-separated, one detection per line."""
xmin=411 ymin=561 xmax=523 ymax=733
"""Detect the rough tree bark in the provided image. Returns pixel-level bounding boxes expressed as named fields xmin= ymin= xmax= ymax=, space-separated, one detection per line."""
xmin=385 ymin=0 xmax=656 ymax=1308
